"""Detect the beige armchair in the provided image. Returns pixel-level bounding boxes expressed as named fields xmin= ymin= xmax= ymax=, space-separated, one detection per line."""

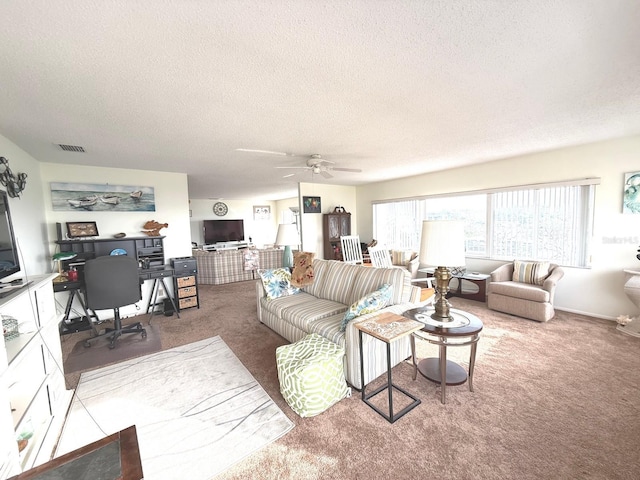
xmin=487 ymin=261 xmax=564 ymax=322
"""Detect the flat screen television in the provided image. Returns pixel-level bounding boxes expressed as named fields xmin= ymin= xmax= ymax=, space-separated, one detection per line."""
xmin=0 ymin=190 xmax=20 ymax=280
xmin=203 ymin=219 xmax=245 ymax=244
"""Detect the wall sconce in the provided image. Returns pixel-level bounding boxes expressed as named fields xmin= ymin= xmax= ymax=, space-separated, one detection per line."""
xmin=0 ymin=157 xmax=27 ymax=198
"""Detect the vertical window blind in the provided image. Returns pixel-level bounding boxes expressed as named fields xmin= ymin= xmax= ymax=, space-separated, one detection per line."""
xmin=372 ymin=180 xmax=596 ymax=267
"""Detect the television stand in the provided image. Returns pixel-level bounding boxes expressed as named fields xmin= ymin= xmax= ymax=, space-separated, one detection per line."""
xmin=203 ymin=241 xmax=249 ymax=251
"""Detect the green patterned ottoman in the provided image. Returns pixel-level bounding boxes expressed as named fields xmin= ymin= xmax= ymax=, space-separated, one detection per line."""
xmin=276 ymin=333 xmax=350 ymax=417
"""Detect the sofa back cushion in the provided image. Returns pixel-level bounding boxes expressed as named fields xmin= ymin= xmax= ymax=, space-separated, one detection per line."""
xmin=307 ymin=261 xmax=363 ymax=305
xmin=348 ymin=266 xmax=408 ymax=306
xmin=304 ymin=259 xmax=412 ymax=306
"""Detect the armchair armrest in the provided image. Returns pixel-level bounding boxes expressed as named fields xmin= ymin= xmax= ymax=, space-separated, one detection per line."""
xmin=406 ymin=255 xmax=420 ymax=279
xmin=543 ymin=266 xmax=565 ymax=300
xmin=490 ymin=263 xmax=514 ymax=283
xmin=255 ymin=280 xmax=266 ymax=322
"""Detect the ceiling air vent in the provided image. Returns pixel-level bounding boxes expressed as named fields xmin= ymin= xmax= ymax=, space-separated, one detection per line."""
xmin=57 ymin=144 xmax=85 ymax=152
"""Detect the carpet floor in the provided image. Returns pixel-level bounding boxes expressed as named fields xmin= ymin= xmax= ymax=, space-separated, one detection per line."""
xmin=58 ymin=336 xmax=293 ymax=480
xmin=60 ymin=281 xmax=640 ymax=480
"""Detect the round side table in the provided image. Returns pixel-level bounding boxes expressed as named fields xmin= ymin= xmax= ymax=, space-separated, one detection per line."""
xmin=403 ymin=307 xmax=483 ymax=404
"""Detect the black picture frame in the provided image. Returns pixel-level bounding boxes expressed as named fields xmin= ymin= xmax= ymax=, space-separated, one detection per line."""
xmin=66 ymin=221 xmax=99 ymax=238
xmin=303 ymin=196 xmax=321 ymax=213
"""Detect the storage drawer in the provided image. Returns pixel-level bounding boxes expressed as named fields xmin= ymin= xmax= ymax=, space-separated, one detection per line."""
xmin=176 ymin=276 xmax=196 ymax=288
xmin=177 ymin=286 xmax=197 ymax=298
xmin=178 ymin=296 xmax=198 ymax=309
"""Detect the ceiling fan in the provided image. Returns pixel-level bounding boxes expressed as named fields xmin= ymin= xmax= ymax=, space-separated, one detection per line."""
xmin=276 ymin=154 xmax=362 ymax=179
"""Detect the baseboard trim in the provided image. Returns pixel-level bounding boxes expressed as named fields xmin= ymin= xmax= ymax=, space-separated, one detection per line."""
xmin=555 ymin=306 xmax=616 ymax=322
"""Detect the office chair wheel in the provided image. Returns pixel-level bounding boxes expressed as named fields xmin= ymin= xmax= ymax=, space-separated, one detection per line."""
xmin=83 ymin=340 xmax=92 ymax=348
xmin=141 ymin=330 xmax=147 ymax=339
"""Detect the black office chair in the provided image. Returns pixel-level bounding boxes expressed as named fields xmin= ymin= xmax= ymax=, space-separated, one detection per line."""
xmin=83 ymin=255 xmax=146 ymax=349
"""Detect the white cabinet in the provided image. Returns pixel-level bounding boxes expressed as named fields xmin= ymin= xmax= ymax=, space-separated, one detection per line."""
xmin=0 ymin=275 xmax=73 ymax=478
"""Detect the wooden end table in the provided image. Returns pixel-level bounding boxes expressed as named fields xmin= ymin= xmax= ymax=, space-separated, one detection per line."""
xmin=403 ymin=307 xmax=483 ymax=404
xmin=355 ymin=312 xmax=424 ymax=423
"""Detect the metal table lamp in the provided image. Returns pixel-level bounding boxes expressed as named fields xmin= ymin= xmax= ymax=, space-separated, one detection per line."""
xmin=419 ymin=220 xmax=466 ymax=321
xmin=275 ymin=223 xmax=300 ymax=269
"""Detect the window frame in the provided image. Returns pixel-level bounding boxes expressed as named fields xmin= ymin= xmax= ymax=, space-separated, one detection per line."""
xmin=372 ymin=178 xmax=599 ymax=268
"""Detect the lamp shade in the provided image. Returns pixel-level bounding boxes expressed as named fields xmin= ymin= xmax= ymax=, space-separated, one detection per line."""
xmin=275 ymin=223 xmax=299 ymax=247
xmin=419 ymin=220 xmax=466 ymax=267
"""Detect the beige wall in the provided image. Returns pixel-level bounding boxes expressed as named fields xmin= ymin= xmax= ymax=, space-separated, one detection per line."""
xmin=356 ymin=135 xmax=640 ymax=320
xmin=39 ymin=163 xmax=192 ymax=261
xmin=0 ymin=134 xmax=50 ymax=279
xmin=299 ymin=182 xmax=357 ymax=258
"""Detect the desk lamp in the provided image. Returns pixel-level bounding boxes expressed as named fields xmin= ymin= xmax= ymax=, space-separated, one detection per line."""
xmin=276 ymin=224 xmax=300 ymax=269
xmin=419 ymin=220 xmax=466 ymax=321
xmin=52 ymin=252 xmax=77 ymax=282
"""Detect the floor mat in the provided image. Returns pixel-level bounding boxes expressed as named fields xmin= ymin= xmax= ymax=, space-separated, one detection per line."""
xmin=57 ymin=336 xmax=294 ymax=480
xmin=63 ymin=323 xmax=162 ymax=374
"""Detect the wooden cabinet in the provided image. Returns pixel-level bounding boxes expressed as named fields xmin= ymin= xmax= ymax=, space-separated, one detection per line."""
xmin=323 ymin=212 xmax=351 ymax=260
xmin=0 ymin=274 xmax=72 ymax=477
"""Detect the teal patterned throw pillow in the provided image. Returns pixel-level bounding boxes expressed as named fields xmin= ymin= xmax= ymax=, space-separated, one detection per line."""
xmin=259 ymin=268 xmax=300 ymax=300
xmin=340 ymin=283 xmax=393 ymax=331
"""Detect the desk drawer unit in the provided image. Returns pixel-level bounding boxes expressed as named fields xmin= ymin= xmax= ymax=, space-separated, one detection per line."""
xmin=176 ymin=275 xmax=196 ymax=288
xmin=177 ymin=286 xmax=197 ymax=298
xmin=171 ymin=257 xmax=199 ymax=311
xmin=178 ymin=296 xmax=198 ymax=310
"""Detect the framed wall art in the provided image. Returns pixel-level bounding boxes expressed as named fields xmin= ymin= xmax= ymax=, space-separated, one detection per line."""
xmin=303 ymin=196 xmax=321 ymax=213
xmin=253 ymin=205 xmax=270 ymax=220
xmin=66 ymin=221 xmax=99 ymax=238
xmin=50 ymin=182 xmax=156 ymax=212
xmin=623 ymin=172 xmax=640 ymax=213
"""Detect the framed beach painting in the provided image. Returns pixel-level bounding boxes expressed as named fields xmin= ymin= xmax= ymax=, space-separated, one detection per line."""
xmin=623 ymin=172 xmax=640 ymax=214
xmin=51 ymin=182 xmax=156 ymax=212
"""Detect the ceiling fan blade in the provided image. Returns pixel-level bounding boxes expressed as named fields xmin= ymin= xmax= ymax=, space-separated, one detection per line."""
xmin=236 ymin=148 xmax=292 ymax=156
xmin=276 ymin=166 xmax=311 ymax=170
xmin=331 ymin=167 xmax=362 ymax=173
xmin=320 ymin=170 xmax=333 ymax=179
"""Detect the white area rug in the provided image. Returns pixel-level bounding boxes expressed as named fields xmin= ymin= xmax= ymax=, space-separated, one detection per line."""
xmin=57 ymin=336 xmax=294 ymax=479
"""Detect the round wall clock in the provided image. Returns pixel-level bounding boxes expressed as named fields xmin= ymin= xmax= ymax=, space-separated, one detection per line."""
xmin=213 ymin=202 xmax=228 ymax=216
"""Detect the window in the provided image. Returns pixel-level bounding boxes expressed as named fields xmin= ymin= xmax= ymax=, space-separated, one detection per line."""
xmin=372 ymin=181 xmax=596 ymax=267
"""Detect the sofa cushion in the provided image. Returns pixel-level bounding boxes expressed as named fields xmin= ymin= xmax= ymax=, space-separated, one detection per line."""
xmin=349 ymin=265 xmax=407 ymax=306
xmin=280 ymin=298 xmax=348 ymax=332
xmin=490 ymin=281 xmax=550 ymax=302
xmin=291 ymin=251 xmax=315 ymax=288
xmin=513 ymin=260 xmax=550 ymax=285
xmin=260 ymin=291 xmax=318 ymax=318
xmin=307 ymin=313 xmax=346 ymax=346
xmin=305 ymin=260 xmax=362 ymax=305
xmin=258 ymin=268 xmax=299 ymax=299
xmin=302 ymin=259 xmax=331 ymax=297
xmin=341 ymin=284 xmax=393 ymax=331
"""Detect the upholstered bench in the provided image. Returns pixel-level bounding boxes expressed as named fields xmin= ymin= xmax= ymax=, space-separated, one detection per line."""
xmin=276 ymin=333 xmax=350 ymax=417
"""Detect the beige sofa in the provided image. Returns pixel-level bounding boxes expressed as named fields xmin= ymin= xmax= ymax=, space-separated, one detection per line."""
xmin=193 ymin=248 xmax=283 ymax=285
xmin=487 ymin=262 xmax=564 ymax=322
xmin=256 ymin=259 xmax=424 ymax=389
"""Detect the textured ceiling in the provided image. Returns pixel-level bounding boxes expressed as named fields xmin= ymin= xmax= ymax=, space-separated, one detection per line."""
xmin=0 ymin=1 xmax=639 ymax=200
